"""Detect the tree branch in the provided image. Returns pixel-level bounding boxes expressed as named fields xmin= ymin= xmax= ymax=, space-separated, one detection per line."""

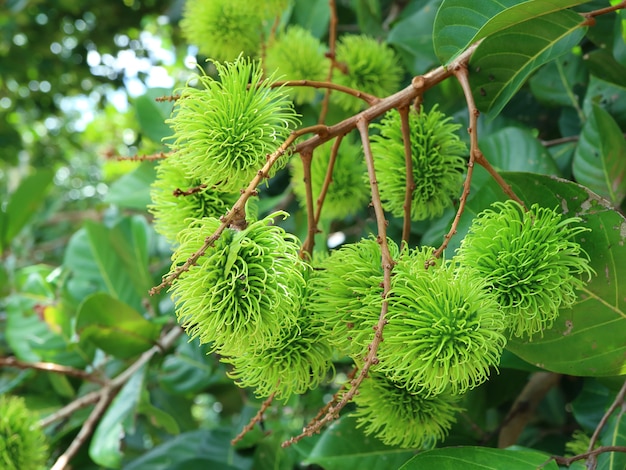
xmin=0 ymin=357 xmax=107 ymax=385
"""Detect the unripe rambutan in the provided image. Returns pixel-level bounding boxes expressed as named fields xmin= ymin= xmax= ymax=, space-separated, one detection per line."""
xmin=169 ymin=212 xmax=305 ymax=355
xmin=149 ymin=153 xmax=238 ymax=245
xmin=224 ymin=281 xmax=334 ymax=401
xmin=0 ymin=395 xmax=48 ymax=470
xmin=290 ymin=138 xmax=370 ymax=220
xmin=180 ymin=0 xmax=263 ymax=61
xmin=308 ymin=237 xmax=400 ymax=357
xmin=455 ymin=200 xmax=594 ymax=339
xmin=370 ymin=106 xmax=467 ymax=221
xmin=264 ymin=25 xmax=329 ymax=104
xmin=332 ymin=35 xmax=404 ymax=112
xmin=376 ymin=247 xmax=507 ymax=396
xmin=351 ymin=372 xmax=463 ymax=449
xmin=167 ymin=57 xmax=300 ymax=193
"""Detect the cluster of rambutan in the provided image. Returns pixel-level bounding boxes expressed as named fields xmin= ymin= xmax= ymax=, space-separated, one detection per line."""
xmin=0 ymin=395 xmax=48 ymax=470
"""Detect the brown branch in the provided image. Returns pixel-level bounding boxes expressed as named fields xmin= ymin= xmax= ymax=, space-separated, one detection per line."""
xmin=231 ymin=392 xmax=275 ymax=445
xmin=583 ymin=0 xmax=626 ymax=20
xmin=173 ymin=184 xmax=207 ymax=197
xmin=299 ymin=149 xmax=318 ymax=256
xmin=111 ymin=151 xmax=170 ymax=162
xmin=587 ymin=378 xmax=626 ymax=462
xmin=398 ymin=105 xmax=415 ymax=245
xmin=40 ymin=326 xmax=183 ymax=430
xmin=272 ymin=79 xmax=380 ymax=107
xmin=283 ymin=118 xmax=396 ymax=448
xmin=319 ymin=0 xmax=339 ymax=124
xmin=550 ymin=446 xmax=626 ymax=467
xmin=314 ymin=135 xmax=343 ymax=224
xmin=0 ymin=357 xmax=107 ymax=385
xmin=155 ymin=94 xmax=180 ymax=102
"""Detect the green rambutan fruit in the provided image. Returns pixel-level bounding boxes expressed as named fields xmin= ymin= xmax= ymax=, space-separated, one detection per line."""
xmin=224 ymin=281 xmax=334 ymax=401
xmin=264 ymin=25 xmax=329 ymax=104
xmin=308 ymin=237 xmax=400 ymax=357
xmin=290 ymin=138 xmax=370 ymax=220
xmin=455 ymin=200 xmax=594 ymax=340
xmin=370 ymin=106 xmax=467 ymax=221
xmin=169 ymin=212 xmax=305 ymax=355
xmin=332 ymin=35 xmax=403 ymax=112
xmin=167 ymin=57 xmax=300 ymax=193
xmin=149 ymin=153 xmax=238 ymax=245
xmin=376 ymin=247 xmax=507 ymax=396
xmin=180 ymin=0 xmax=264 ymax=61
xmin=351 ymin=372 xmax=463 ymax=449
xmin=0 ymin=395 xmax=48 ymax=470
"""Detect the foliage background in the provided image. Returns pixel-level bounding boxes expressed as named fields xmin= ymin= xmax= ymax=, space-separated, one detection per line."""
xmin=1 ymin=0 xmax=626 ymax=469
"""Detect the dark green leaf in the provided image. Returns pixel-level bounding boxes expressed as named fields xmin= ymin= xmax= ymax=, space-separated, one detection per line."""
xmin=158 ymin=339 xmax=221 ymax=395
xmin=598 ymin=408 xmax=626 ymax=470
xmin=1 ymin=169 xmax=53 ymax=251
xmin=291 ymin=0 xmax=330 ymax=39
xmin=123 ymin=429 xmax=252 ymax=470
xmin=480 ymin=127 xmax=561 ymax=176
xmin=470 ymin=10 xmax=587 ymax=118
xmin=134 ymin=88 xmax=173 ymax=144
xmin=433 ymin=0 xmax=590 ymax=64
xmin=91 ymin=367 xmax=146 ymax=468
xmin=573 ymin=104 xmax=626 ymax=206
xmin=105 ymin=162 xmax=157 ymax=210
xmin=398 ymin=446 xmax=558 ymax=469
xmin=583 ymin=49 xmax=626 ymax=89
xmin=305 ymin=416 xmax=417 ymax=470
xmin=76 ymin=293 xmax=159 ymax=359
xmin=529 ymin=53 xmax=587 ymax=108
xmin=583 ymin=75 xmax=626 ymax=129
xmin=571 ymin=379 xmax=610 ymax=431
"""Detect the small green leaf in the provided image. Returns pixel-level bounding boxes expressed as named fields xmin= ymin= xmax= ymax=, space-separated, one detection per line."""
xmin=134 ymin=88 xmax=174 ymax=144
xmin=433 ymin=0 xmax=590 ymax=64
xmin=305 ymin=416 xmax=417 ymax=470
xmin=470 ymin=10 xmax=587 ymax=118
xmin=1 ymin=169 xmax=53 ymax=251
xmin=76 ymin=293 xmax=159 ymax=359
xmin=398 ymin=446 xmax=558 ymax=470
xmin=104 ymin=161 xmax=157 ymax=210
xmin=573 ymin=104 xmax=626 ymax=206
xmin=90 ymin=367 xmax=145 ymax=468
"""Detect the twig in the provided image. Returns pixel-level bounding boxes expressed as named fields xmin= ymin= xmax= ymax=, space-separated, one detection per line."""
xmin=587 ymin=378 xmax=626 ymax=465
xmin=0 ymin=357 xmax=107 ymax=385
xmin=111 ymin=151 xmax=170 ymax=161
xmin=40 ymin=327 xmax=183 ymax=430
xmin=50 ymin=390 xmax=114 ymax=470
xmin=583 ymin=0 xmax=626 ymax=20
xmin=549 ymin=446 xmax=626 ymax=467
xmin=272 ymin=79 xmax=380 ymax=107
xmin=282 ymin=117 xmax=396 ymax=447
xmin=398 ymin=105 xmax=415 ymax=245
xmin=314 ymin=135 xmax=343 ymax=224
xmin=319 ymin=0 xmax=339 ymax=124
xmin=231 ymin=392 xmax=275 ymax=445
xmin=300 ymin=148 xmax=319 ymax=256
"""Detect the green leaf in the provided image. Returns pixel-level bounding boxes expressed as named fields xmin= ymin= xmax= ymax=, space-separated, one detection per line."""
xmin=158 ymin=339 xmax=220 ymax=395
xmin=90 ymin=367 xmax=146 ymax=468
xmin=398 ymin=446 xmax=558 ymax=469
xmin=123 ymin=429 xmax=252 ymax=470
xmin=529 ymin=53 xmax=587 ymax=108
xmin=470 ymin=10 xmax=587 ymax=118
xmin=1 ymin=169 xmax=53 ymax=251
xmin=480 ymin=127 xmax=561 ymax=176
xmin=433 ymin=0 xmax=590 ymax=64
xmin=291 ymin=0 xmax=329 ymax=39
xmin=134 ymin=88 xmax=174 ymax=144
xmin=598 ymin=407 xmax=626 ymax=470
xmin=76 ymin=293 xmax=159 ymax=359
xmin=571 ymin=379 xmax=610 ymax=431
xmin=573 ymin=104 xmax=626 ymax=206
xmin=387 ymin=0 xmax=439 ymax=75
xmin=304 ymin=416 xmax=417 ymax=470
xmin=583 ymin=49 xmax=626 ymax=89
xmin=104 ymin=161 xmax=157 ymax=210
xmin=583 ymin=75 xmax=626 ymax=129
xmin=462 ymin=172 xmax=626 ymax=376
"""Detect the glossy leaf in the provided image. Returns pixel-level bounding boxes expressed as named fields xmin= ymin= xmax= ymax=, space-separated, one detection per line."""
xmin=1 ymin=169 xmax=53 ymax=252
xmin=470 ymin=10 xmax=587 ymax=118
xmin=571 ymin=379 xmax=610 ymax=431
xmin=433 ymin=0 xmax=590 ymax=64
xmin=598 ymin=409 xmax=626 ymax=470
xmin=105 ymin=162 xmax=157 ymax=210
xmin=459 ymin=172 xmax=626 ymax=376
xmin=304 ymin=416 xmax=417 ymax=469
xmin=90 ymin=367 xmax=146 ymax=468
xmin=158 ymin=339 xmax=221 ymax=395
xmin=529 ymin=53 xmax=587 ymax=108
xmin=573 ymin=104 xmax=626 ymax=206
xmin=480 ymin=127 xmax=561 ymax=176
xmin=76 ymin=292 xmax=159 ymax=359
xmin=123 ymin=429 xmax=252 ymax=470
xmin=583 ymin=49 xmax=626 ymax=89
xmin=398 ymin=446 xmax=558 ymax=469
xmin=583 ymin=75 xmax=626 ymax=129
